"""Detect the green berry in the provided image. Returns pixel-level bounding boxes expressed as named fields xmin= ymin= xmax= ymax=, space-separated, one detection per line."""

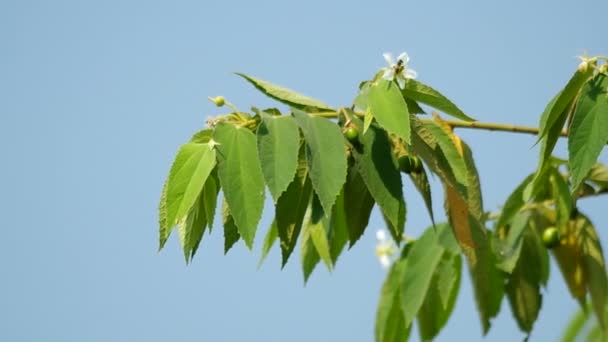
xmin=398 ymin=155 xmax=413 ymax=173
xmin=542 ymin=227 xmax=560 ymax=249
xmin=210 ymin=96 xmax=225 ymax=107
xmin=343 ymin=126 xmax=359 ymax=142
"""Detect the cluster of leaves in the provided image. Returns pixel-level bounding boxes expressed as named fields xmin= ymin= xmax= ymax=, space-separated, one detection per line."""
xmin=158 ymin=58 xmax=608 ymax=341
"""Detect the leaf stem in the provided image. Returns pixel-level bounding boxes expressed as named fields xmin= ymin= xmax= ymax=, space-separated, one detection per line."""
xmin=434 ymin=119 xmax=568 ymax=137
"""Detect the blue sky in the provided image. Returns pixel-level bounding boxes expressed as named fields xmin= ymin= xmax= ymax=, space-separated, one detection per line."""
xmin=1 ymin=0 xmax=607 ymax=341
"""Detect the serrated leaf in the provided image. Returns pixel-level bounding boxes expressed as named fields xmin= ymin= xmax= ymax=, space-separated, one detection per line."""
xmin=177 ymin=187 xmax=209 ymax=262
xmin=506 ymin=227 xmax=544 ymax=333
xmin=461 ymin=140 xmax=484 ymax=221
xmin=538 ymin=68 xmax=594 ymax=141
xmin=469 ymin=227 xmax=504 ymax=334
xmin=496 ymin=174 xmax=534 ymax=229
xmin=408 ymin=167 xmax=435 ymax=226
xmin=376 ymin=260 xmax=411 ymax=342
xmin=236 ymin=73 xmax=334 ymax=112
xmin=257 ymin=113 xmax=300 ymax=202
xmin=158 ymin=180 xmax=169 ymax=250
xmin=275 ymin=145 xmax=313 ymax=267
xmin=400 ymin=227 xmax=446 ymax=327
xmin=553 ymin=222 xmax=587 ymax=303
xmin=352 ymin=122 xmax=405 ymax=242
xmin=578 ymin=214 xmax=608 ymax=331
xmin=293 ymin=109 xmax=348 ymax=215
xmin=222 ymin=201 xmax=240 ymax=254
xmin=328 ymin=189 xmax=349 ymax=264
xmin=161 ymin=142 xmax=217 ymax=249
xmin=495 ymin=212 xmax=529 ymax=273
xmin=301 ymin=202 xmax=323 ymax=283
xmin=307 ymin=194 xmax=333 ymax=272
xmin=423 ymin=120 xmax=468 ymax=191
xmin=417 ymin=251 xmax=462 ymax=341
xmin=550 ymin=168 xmax=573 ymax=230
xmin=368 ymin=79 xmax=411 ymax=144
xmin=402 ymin=79 xmax=474 ymax=121
xmin=342 ymin=166 xmax=375 ymax=246
xmin=214 ymin=123 xmax=265 ymax=249
xmin=569 ymin=73 xmax=608 ymax=190
xmin=257 ymin=221 xmax=278 ymax=269
xmin=201 ymin=170 xmax=219 ymax=231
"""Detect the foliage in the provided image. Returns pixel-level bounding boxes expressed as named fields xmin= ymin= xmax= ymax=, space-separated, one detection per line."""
xmin=159 ymin=54 xmax=608 ymax=341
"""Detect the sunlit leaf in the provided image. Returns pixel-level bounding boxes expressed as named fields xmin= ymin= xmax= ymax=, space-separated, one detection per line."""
xmin=177 ymin=187 xmax=208 ymax=262
xmin=214 ymin=123 xmax=265 ymax=249
xmin=368 ymin=79 xmax=411 ymax=144
xmin=257 ymin=222 xmax=278 ymax=269
xmin=376 ymin=260 xmax=411 ymax=342
xmin=402 ymin=79 xmax=475 ymax=121
xmin=400 ymin=227 xmax=447 ymax=327
xmin=293 ymin=109 xmax=348 ymax=215
xmin=307 ymin=195 xmax=333 ymax=271
xmin=538 ymin=67 xmax=593 ymax=141
xmin=161 ymin=142 xmax=217 ymax=249
xmin=236 ymin=73 xmax=334 ymax=112
xmin=257 ymin=112 xmax=301 ymax=202
xmin=568 ymin=73 xmax=608 ymax=190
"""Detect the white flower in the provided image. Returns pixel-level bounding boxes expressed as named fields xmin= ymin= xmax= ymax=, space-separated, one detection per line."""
xmin=381 ymin=52 xmax=418 ymax=89
xmin=375 ymin=229 xmax=394 ymax=269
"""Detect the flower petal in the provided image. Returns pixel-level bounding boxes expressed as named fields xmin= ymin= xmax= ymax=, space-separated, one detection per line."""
xmin=396 ymin=76 xmax=406 ymax=89
xmin=376 ymin=229 xmax=387 ymax=241
xmin=404 ymin=68 xmax=417 ymax=79
xmin=379 ymin=254 xmax=390 ymax=269
xmin=397 ymin=52 xmax=410 ymax=64
xmin=383 ymin=52 xmax=395 ymax=66
xmin=382 ymin=68 xmax=395 ymax=80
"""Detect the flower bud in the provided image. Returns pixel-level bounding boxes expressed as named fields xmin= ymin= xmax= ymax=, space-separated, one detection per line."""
xmin=209 ymin=96 xmax=225 ymax=107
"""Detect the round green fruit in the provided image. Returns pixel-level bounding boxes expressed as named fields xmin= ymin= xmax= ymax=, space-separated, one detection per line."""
xmin=542 ymin=227 xmax=560 ymax=249
xmin=343 ymin=126 xmax=359 ymax=142
xmin=398 ymin=156 xmax=414 ymax=173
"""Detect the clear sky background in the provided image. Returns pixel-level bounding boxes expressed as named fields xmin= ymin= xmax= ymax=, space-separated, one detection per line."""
xmin=2 ymin=1 xmax=607 ymax=341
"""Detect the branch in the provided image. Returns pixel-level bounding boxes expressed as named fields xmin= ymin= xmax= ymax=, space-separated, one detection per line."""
xmin=432 ymin=119 xmax=567 ymax=137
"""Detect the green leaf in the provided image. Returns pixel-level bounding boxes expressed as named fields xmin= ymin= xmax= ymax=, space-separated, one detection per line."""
xmin=469 ymin=227 xmax=504 ymax=334
xmin=158 ymin=180 xmax=169 ymax=250
xmin=293 ymin=109 xmax=348 ymax=215
xmin=214 ymin=123 xmax=266 ymax=249
xmin=236 ymin=73 xmax=334 ymax=112
xmin=368 ymin=79 xmax=411 ymax=144
xmin=402 ymin=79 xmax=474 ymax=121
xmin=342 ymin=166 xmax=375 ymax=246
xmin=301 ymin=204 xmax=321 ymax=283
xmin=307 ymin=195 xmax=333 ymax=272
xmin=353 ymin=122 xmax=405 ymax=242
xmin=551 ymin=168 xmax=573 ymax=230
xmin=587 ymin=163 xmax=608 ymax=189
xmin=376 ymin=260 xmax=411 ymax=342
xmin=561 ymin=307 xmax=588 ymax=342
xmin=328 ymin=189 xmax=349 ymax=264
xmin=495 ymin=212 xmax=529 ymax=273
xmin=538 ymin=68 xmax=594 ymax=141
xmin=506 ymin=227 xmax=544 ymax=333
xmin=257 ymin=222 xmax=278 ymax=269
xmin=161 ymin=142 xmax=217 ymax=249
xmin=462 ymin=141 xmax=484 ymax=221
xmin=569 ymin=73 xmax=608 ymax=190
xmin=417 ymin=251 xmax=462 ymax=341
xmin=201 ymin=170 xmax=219 ymax=231
xmin=400 ymin=226 xmax=447 ymax=327
xmin=422 ymin=121 xmax=468 ymax=191
xmin=222 ymin=200 xmax=240 ymax=253
xmin=578 ymin=214 xmax=608 ymax=331
xmin=275 ymin=145 xmax=313 ymax=267
xmin=177 ymin=187 xmax=209 ymax=262
xmin=257 ymin=113 xmax=301 ymax=202
xmin=407 ymin=166 xmax=435 ymax=226
xmin=496 ymin=174 xmax=534 ymax=229
xmin=189 ymin=129 xmax=214 ymax=143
